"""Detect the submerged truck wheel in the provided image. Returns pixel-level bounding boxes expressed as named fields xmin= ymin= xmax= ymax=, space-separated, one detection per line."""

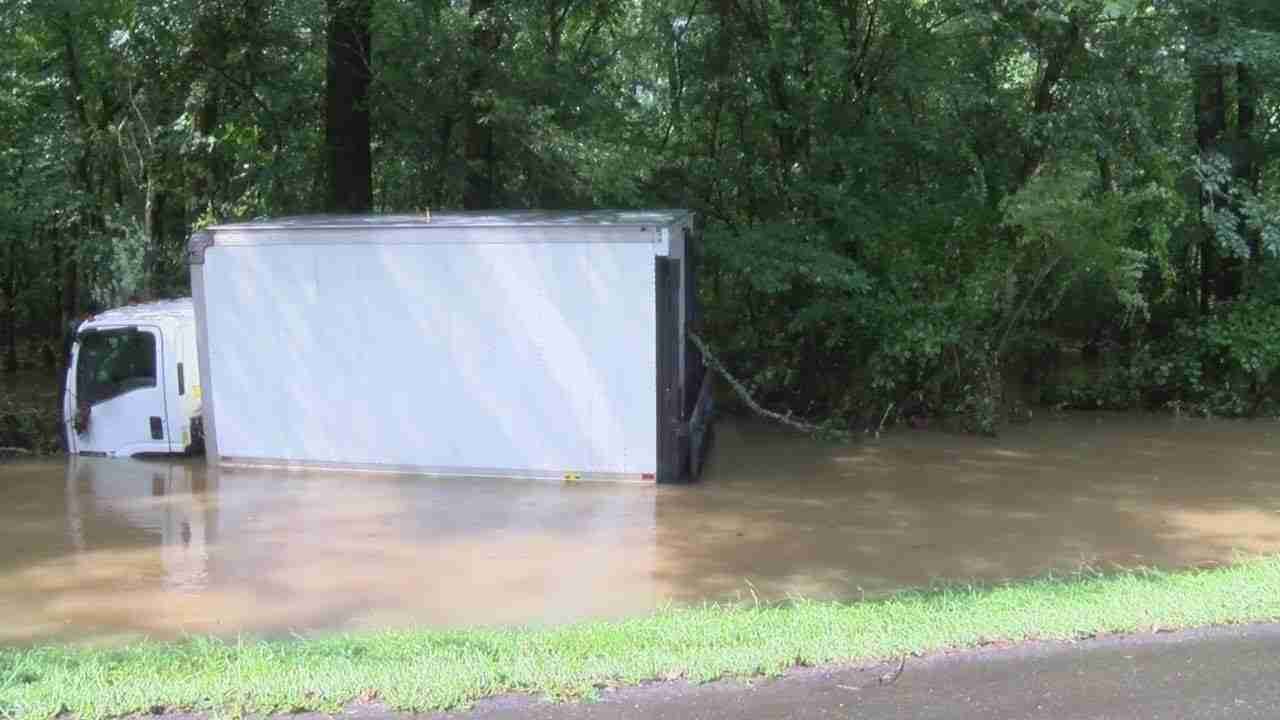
xmin=187 ymin=416 xmax=206 ymax=455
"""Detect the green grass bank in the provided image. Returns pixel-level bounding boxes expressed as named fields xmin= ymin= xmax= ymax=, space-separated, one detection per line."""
xmin=4 ymin=556 xmax=1280 ymax=720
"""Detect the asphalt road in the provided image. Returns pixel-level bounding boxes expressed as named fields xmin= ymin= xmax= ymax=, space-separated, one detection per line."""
xmin=412 ymin=623 xmax=1280 ymax=720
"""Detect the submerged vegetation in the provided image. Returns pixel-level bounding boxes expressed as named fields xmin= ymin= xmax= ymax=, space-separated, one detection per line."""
xmin=4 ymin=556 xmax=1280 ymax=719
xmin=0 ymin=346 xmax=62 ymax=456
xmin=3 ymin=0 xmax=1280 ymax=432
xmin=0 ymin=403 xmax=61 ymax=457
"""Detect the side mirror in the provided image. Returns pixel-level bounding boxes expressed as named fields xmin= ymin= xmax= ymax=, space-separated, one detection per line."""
xmin=74 ymin=401 xmax=92 ymax=435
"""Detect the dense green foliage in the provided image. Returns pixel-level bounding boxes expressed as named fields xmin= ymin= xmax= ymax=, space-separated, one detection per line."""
xmin=3 ymin=0 xmax=1280 ymax=431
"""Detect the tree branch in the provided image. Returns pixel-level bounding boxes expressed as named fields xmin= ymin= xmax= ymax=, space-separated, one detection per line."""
xmin=688 ymin=329 xmax=853 ymax=439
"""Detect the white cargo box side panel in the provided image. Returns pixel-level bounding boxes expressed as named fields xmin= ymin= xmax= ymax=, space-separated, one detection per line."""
xmin=201 ymin=227 xmax=658 ymax=477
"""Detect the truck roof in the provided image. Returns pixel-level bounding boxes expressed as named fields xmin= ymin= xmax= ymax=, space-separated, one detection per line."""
xmin=206 ymin=210 xmax=692 ymax=232
xmin=82 ymin=298 xmax=194 ymax=329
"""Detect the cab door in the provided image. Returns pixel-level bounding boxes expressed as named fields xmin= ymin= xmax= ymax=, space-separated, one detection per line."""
xmin=69 ymin=325 xmax=171 ymax=456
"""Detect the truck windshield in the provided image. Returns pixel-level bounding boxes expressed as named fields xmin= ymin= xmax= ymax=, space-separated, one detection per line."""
xmin=76 ymin=328 xmax=157 ymax=405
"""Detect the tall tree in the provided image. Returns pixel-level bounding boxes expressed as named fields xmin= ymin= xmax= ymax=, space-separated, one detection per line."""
xmin=52 ymin=6 xmax=105 ymax=346
xmin=325 ymin=0 xmax=373 ymax=212
xmin=463 ymin=0 xmax=505 ymax=210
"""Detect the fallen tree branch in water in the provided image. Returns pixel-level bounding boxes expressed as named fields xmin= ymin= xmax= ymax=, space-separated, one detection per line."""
xmin=687 ymin=330 xmax=852 ymax=440
xmin=877 ymin=402 xmax=895 ymax=438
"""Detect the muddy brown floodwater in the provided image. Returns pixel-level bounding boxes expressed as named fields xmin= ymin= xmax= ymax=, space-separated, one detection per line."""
xmin=3 ymin=413 xmax=1280 ymax=644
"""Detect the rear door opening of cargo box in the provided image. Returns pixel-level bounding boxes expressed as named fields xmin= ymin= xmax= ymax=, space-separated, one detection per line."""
xmin=655 ymin=227 xmax=712 ymax=484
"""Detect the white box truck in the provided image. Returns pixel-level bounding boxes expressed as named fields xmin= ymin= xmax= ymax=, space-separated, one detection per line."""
xmin=187 ymin=211 xmax=713 ymax=483
xmin=64 ymin=299 xmax=205 ymax=456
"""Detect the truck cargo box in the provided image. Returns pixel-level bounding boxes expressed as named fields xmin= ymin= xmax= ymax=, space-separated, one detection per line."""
xmin=187 ymin=211 xmax=712 ymax=483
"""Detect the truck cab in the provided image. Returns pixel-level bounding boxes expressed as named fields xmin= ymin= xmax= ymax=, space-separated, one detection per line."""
xmin=64 ymin=299 xmax=204 ymax=456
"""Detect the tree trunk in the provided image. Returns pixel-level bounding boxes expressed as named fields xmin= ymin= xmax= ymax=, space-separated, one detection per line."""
xmin=1237 ymin=62 xmax=1263 ymax=265
xmin=191 ymin=2 xmax=225 ymax=217
xmin=463 ymin=0 xmax=502 ymax=210
xmin=57 ymin=13 xmax=92 ymax=349
xmin=53 ymin=229 xmax=78 ymax=365
xmin=62 ymin=242 xmax=78 ymax=347
xmin=434 ymin=114 xmax=455 ymax=203
xmin=1016 ymin=20 xmax=1081 ymax=190
xmin=3 ymin=237 xmax=15 ymax=374
xmin=144 ymin=180 xmax=166 ymax=297
xmin=239 ymin=0 xmax=288 ymax=211
xmin=1194 ymin=11 xmax=1226 ymax=311
xmin=325 ymin=0 xmax=373 ymax=213
xmin=545 ymin=0 xmax=567 ymax=62
xmin=49 ymin=230 xmax=62 ymax=341
xmin=1097 ymin=152 xmax=1116 ymax=194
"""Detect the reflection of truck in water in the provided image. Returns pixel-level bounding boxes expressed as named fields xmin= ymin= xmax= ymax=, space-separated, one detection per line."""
xmin=63 ymin=299 xmax=204 ymax=456
xmin=64 ymin=456 xmax=213 ymax=592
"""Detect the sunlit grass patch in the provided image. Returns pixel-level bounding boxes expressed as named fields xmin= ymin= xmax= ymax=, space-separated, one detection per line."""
xmin=4 ymin=556 xmax=1280 ymax=719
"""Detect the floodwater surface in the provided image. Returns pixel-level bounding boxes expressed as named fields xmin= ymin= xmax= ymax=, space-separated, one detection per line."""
xmin=3 ymin=414 xmax=1280 ymax=643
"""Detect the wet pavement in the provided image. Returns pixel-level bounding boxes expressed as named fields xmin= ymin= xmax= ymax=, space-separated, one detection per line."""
xmin=416 ymin=623 xmax=1280 ymax=719
xmin=3 ymin=413 xmax=1280 ymax=643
